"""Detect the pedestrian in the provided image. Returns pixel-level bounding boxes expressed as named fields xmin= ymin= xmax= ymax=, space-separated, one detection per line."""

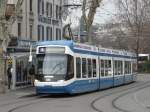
xmin=29 ymin=64 xmax=35 ymax=86
xmin=7 ymin=65 xmax=13 ymax=89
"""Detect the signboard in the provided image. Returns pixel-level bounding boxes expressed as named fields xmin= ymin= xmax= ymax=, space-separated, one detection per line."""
xmin=8 ymin=38 xmax=36 ymax=48
xmin=8 ymin=38 xmax=36 ymax=53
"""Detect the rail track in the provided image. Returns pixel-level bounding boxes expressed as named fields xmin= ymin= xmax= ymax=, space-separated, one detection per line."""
xmin=91 ymin=80 xmax=150 ymax=112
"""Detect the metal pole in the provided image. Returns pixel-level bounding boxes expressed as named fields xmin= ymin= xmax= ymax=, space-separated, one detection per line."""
xmin=78 ymin=19 xmax=81 ymax=42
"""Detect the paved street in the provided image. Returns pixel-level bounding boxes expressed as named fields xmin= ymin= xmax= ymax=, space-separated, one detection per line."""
xmin=0 ymin=74 xmax=150 ymax=112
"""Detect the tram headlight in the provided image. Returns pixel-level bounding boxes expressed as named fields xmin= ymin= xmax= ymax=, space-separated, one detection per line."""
xmin=39 ymin=47 xmax=46 ymax=53
xmin=34 ymin=79 xmax=39 ymax=83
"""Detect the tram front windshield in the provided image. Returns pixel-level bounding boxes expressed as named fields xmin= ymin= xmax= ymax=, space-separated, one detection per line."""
xmin=36 ymin=54 xmax=72 ymax=82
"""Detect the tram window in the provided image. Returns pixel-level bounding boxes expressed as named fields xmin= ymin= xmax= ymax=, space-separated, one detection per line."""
xmin=76 ymin=58 xmax=81 ymax=78
xmin=125 ymin=61 xmax=131 ymax=74
xmin=105 ymin=60 xmax=112 ymax=76
xmin=105 ymin=60 xmax=108 ymax=76
xmin=88 ymin=59 xmax=92 ymax=78
xmin=114 ymin=61 xmax=118 ymax=75
xmin=114 ymin=60 xmax=123 ymax=75
xmin=129 ymin=62 xmax=131 ymax=74
xmin=121 ymin=61 xmax=123 ymax=75
xmin=92 ymin=59 xmax=96 ymax=77
xmin=100 ymin=60 xmax=105 ymax=77
xmin=118 ymin=61 xmax=123 ymax=75
xmin=125 ymin=61 xmax=128 ymax=74
xmin=108 ymin=60 xmax=112 ymax=76
xmin=66 ymin=55 xmax=74 ymax=80
xmin=82 ymin=58 xmax=87 ymax=78
xmin=132 ymin=62 xmax=137 ymax=73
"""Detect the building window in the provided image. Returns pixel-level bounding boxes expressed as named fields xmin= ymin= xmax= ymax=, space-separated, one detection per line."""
xmin=37 ymin=25 xmax=41 ymax=41
xmin=56 ymin=5 xmax=59 ymax=19
xmin=46 ymin=27 xmax=52 ymax=40
xmin=46 ymin=2 xmax=49 ymax=17
xmin=46 ymin=3 xmax=52 ymax=17
xmin=18 ymin=23 xmax=21 ymax=38
xmin=56 ymin=28 xmax=58 ymax=40
xmin=38 ymin=25 xmax=44 ymax=41
xmin=59 ymin=6 xmax=62 ymax=19
xmin=30 ymin=25 xmax=33 ymax=40
xmin=50 ymin=3 xmax=52 ymax=17
xmin=30 ymin=0 xmax=33 ymax=12
xmin=38 ymin=0 xmax=44 ymax=15
xmin=42 ymin=0 xmax=44 ymax=15
xmin=42 ymin=26 xmax=44 ymax=40
xmin=56 ymin=28 xmax=61 ymax=40
xmin=38 ymin=0 xmax=41 ymax=15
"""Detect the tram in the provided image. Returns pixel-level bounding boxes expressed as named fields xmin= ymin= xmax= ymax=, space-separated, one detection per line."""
xmin=34 ymin=40 xmax=137 ymax=94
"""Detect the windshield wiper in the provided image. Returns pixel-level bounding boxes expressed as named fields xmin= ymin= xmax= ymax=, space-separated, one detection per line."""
xmin=50 ymin=63 xmax=64 ymax=74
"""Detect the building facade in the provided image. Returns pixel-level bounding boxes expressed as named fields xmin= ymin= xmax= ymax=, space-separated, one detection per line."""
xmin=6 ymin=0 xmax=68 ymax=90
xmin=10 ymin=0 xmax=68 ymax=41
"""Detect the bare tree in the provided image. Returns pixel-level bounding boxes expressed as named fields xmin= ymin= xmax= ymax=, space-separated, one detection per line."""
xmin=116 ymin=0 xmax=150 ymax=54
xmin=82 ymin=0 xmax=103 ymax=44
xmin=0 ymin=0 xmax=23 ymax=93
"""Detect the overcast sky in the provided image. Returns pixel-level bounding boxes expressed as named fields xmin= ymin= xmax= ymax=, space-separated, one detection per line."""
xmin=64 ymin=0 xmax=117 ymax=27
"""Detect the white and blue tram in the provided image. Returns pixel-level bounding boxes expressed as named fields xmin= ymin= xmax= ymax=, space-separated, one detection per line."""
xmin=34 ymin=40 xmax=137 ymax=94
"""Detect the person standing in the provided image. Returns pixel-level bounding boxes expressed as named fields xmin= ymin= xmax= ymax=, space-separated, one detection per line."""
xmin=29 ymin=65 xmax=35 ymax=86
xmin=7 ymin=65 xmax=13 ymax=89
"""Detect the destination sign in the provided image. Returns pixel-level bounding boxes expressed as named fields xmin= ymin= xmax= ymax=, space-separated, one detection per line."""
xmin=39 ymin=47 xmax=65 ymax=54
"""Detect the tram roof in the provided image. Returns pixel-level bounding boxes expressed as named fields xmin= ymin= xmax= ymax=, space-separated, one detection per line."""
xmin=36 ymin=40 xmax=74 ymax=47
xmin=36 ymin=40 xmax=136 ymax=57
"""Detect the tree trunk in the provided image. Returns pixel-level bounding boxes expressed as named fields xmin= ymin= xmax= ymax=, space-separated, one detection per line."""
xmin=87 ymin=26 xmax=92 ymax=44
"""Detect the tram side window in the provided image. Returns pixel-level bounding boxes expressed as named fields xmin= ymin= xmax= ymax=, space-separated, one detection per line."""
xmin=76 ymin=58 xmax=81 ymax=78
xmin=66 ymin=55 xmax=74 ymax=80
xmin=125 ymin=61 xmax=131 ymax=74
xmin=100 ymin=59 xmax=112 ymax=77
xmin=82 ymin=58 xmax=87 ymax=78
xmin=114 ymin=61 xmax=117 ymax=75
xmin=114 ymin=60 xmax=123 ymax=75
xmin=92 ymin=59 xmax=97 ymax=77
xmin=129 ymin=62 xmax=131 ymax=74
xmin=132 ymin=62 xmax=137 ymax=73
xmin=88 ymin=59 xmax=92 ymax=78
xmin=108 ymin=60 xmax=112 ymax=76
xmin=105 ymin=60 xmax=108 ymax=76
xmin=105 ymin=60 xmax=112 ymax=76
xmin=125 ymin=61 xmax=128 ymax=74
xmin=118 ymin=61 xmax=123 ymax=75
xmin=100 ymin=60 xmax=105 ymax=77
